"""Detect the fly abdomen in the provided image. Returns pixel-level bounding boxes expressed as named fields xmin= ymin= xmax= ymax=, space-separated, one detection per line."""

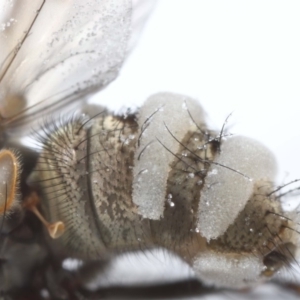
xmin=29 ymin=93 xmax=300 ymax=289
xmin=30 ymin=93 xmax=218 ymax=260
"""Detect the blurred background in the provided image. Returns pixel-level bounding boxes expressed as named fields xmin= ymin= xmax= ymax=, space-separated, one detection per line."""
xmin=89 ymin=1 xmax=300 ymax=299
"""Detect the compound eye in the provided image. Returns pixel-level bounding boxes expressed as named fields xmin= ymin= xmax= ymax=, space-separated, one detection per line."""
xmin=0 ymin=150 xmax=19 ymax=214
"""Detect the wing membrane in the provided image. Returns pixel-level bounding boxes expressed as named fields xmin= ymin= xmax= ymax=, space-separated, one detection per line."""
xmin=0 ymin=0 xmax=132 ymax=139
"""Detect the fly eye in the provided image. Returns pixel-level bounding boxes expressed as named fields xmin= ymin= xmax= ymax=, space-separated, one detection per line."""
xmin=0 ymin=149 xmax=23 ymax=233
xmin=262 ymin=243 xmax=296 ymax=277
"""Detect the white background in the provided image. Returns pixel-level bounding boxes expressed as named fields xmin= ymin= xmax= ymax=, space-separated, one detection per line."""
xmin=90 ymin=1 xmax=300 ymax=298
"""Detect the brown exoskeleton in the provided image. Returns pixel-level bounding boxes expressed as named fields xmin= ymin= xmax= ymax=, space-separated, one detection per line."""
xmin=0 ymin=1 xmax=300 ymax=299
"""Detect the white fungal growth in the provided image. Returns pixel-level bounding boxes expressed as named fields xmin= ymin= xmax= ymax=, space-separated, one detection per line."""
xmin=198 ymin=135 xmax=278 ymax=240
xmin=132 ymin=92 xmax=206 ymax=219
xmin=193 ymin=251 xmax=265 ymax=288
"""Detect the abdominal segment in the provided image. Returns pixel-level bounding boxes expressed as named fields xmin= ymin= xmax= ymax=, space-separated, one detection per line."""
xmin=31 ymin=94 xmax=217 ymax=259
xmin=32 ymin=113 xmax=152 ymax=259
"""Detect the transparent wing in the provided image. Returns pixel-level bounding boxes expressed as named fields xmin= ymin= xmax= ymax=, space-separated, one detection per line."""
xmin=0 ymin=0 xmax=154 ymax=140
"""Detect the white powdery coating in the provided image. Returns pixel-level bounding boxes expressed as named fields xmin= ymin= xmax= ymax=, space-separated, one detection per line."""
xmin=85 ymin=249 xmax=194 ymax=289
xmin=133 ymin=92 xmax=206 ymax=219
xmin=198 ymin=136 xmax=277 ymax=240
xmin=193 ymin=251 xmax=265 ymax=288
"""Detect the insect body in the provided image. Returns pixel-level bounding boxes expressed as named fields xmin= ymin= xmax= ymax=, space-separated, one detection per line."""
xmin=30 ymin=93 xmax=300 ymax=290
xmin=0 ymin=0 xmax=299 ymax=299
